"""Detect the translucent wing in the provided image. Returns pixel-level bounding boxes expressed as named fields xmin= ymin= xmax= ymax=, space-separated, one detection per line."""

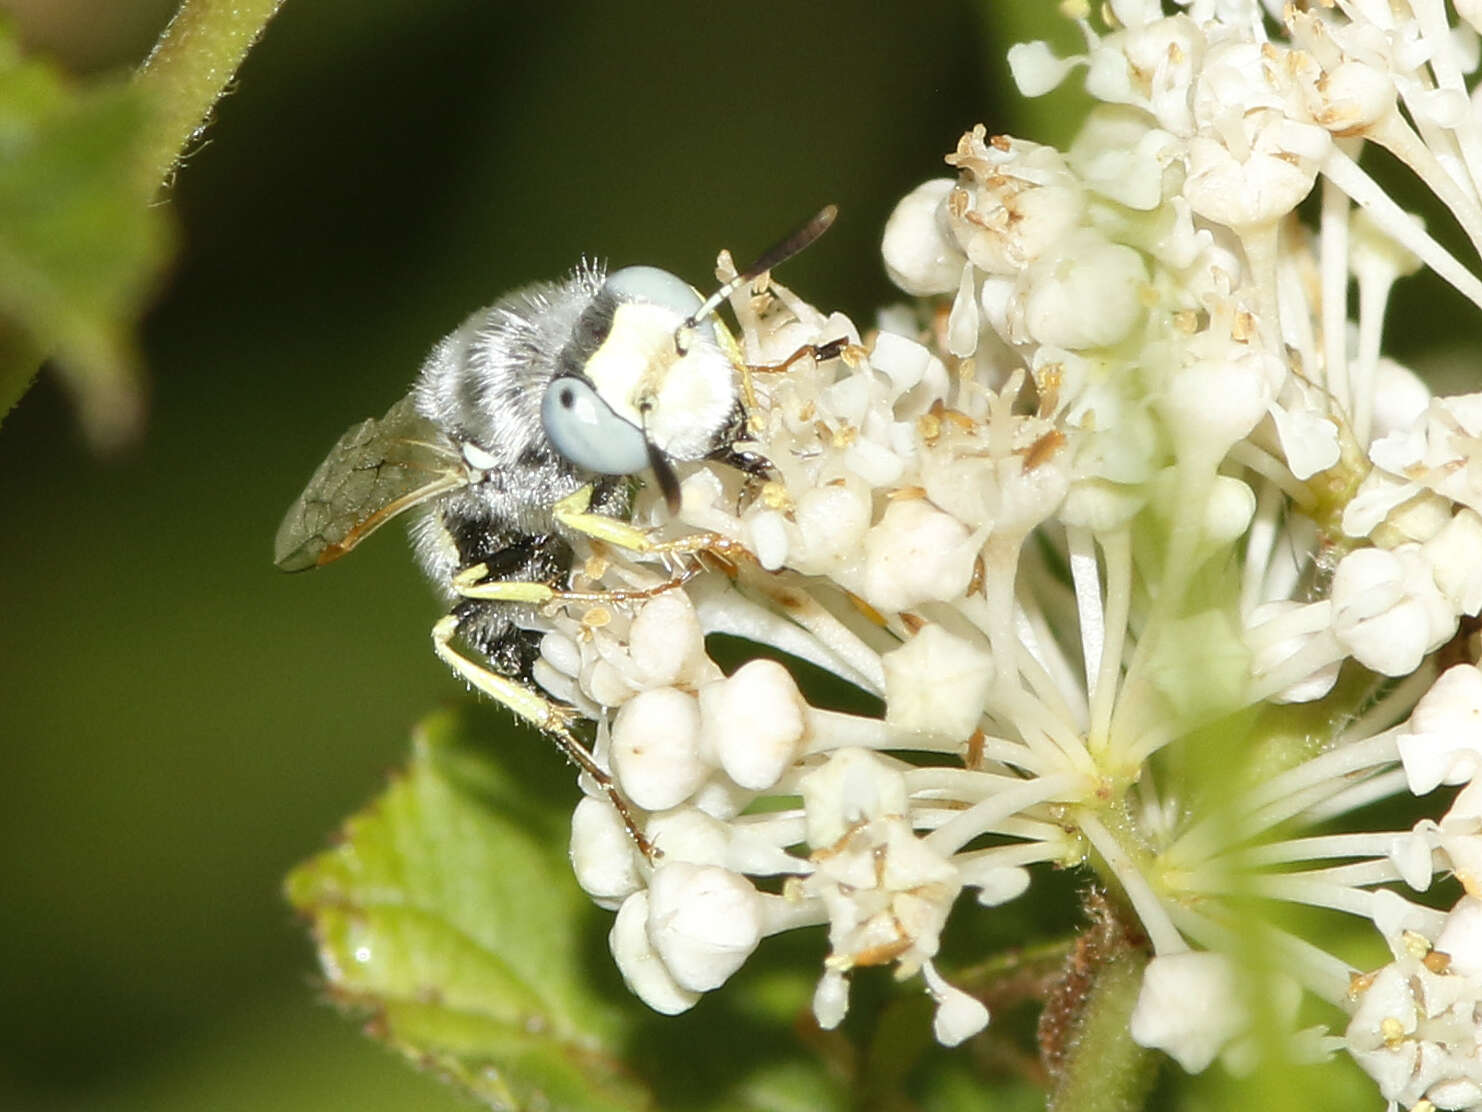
xmin=275 ymin=394 xmax=470 ymax=572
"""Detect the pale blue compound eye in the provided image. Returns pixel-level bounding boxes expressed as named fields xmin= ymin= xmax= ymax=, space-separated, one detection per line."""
xmin=541 ymin=375 xmax=650 ymax=475
xmin=604 ymin=265 xmax=720 ymax=344
xmin=604 ymin=265 xmax=702 ymax=316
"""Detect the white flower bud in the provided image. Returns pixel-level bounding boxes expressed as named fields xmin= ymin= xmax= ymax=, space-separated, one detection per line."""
xmin=1130 ymin=952 xmax=1249 ymax=1073
xmin=1068 ymin=106 xmax=1178 ymax=211
xmin=813 ymin=968 xmax=851 ymax=1029
xmin=699 ymin=659 xmax=808 ymax=791
xmin=1184 ymin=113 xmax=1330 ymax=228
xmin=1445 ymin=779 xmax=1482 ymax=826
xmin=646 ymin=862 xmax=762 ymax=993
xmin=1020 ymin=233 xmax=1148 ymax=350
xmin=570 ymin=796 xmax=642 ymax=906
xmin=745 ymin=508 xmax=790 ymax=571
xmin=628 ymin=592 xmax=708 ymax=687
xmin=610 ymin=687 xmax=708 ymax=810
xmin=1007 ymin=39 xmax=1082 ymax=97
xmin=1424 ymin=510 xmax=1482 ymax=617
xmin=965 ymin=865 xmax=1032 ymax=906
xmin=882 ymin=178 xmax=965 ymax=296
xmin=1159 ymin=353 xmax=1274 ymax=460
xmin=610 ymin=891 xmax=700 ymax=1015
xmin=1331 ymin=547 xmax=1457 ymax=677
xmin=882 ymin=622 xmax=995 ymax=739
xmin=1435 ymin=897 xmax=1482 ymax=978
xmin=799 ymin=748 xmax=909 ymax=848
xmin=1246 ymin=600 xmax=1340 ymax=705
xmin=870 ymin=331 xmax=948 ymax=399
xmin=1371 ymin=358 xmax=1430 ymax=442
xmin=1311 ymin=60 xmax=1396 ymax=134
xmin=1200 ymin=474 xmax=1257 ymax=545
xmin=686 ymin=773 xmax=752 ymax=821
xmin=648 ymin=804 xmax=808 ymax=876
xmin=1384 ymin=490 xmax=1453 ymax=546
xmin=1342 ymin=470 xmax=1421 ymax=539
xmin=1397 ymin=664 xmax=1482 ymax=795
xmin=922 ymin=960 xmax=990 ymax=1047
xmin=1107 ymin=0 xmax=1160 ymax=27
xmin=539 ymin=631 xmax=583 ymax=677
xmin=946 ymin=262 xmax=980 ymax=358
xmin=790 ymin=480 xmax=871 ymax=573
xmin=1060 ymin=478 xmax=1147 ymax=531
xmin=1268 ymin=403 xmax=1340 ymax=480
xmin=946 ymin=132 xmax=1084 ymax=274
xmin=859 ymin=499 xmax=978 ymax=613
xmin=586 ymin=657 xmax=639 ymax=708
xmin=842 ymin=437 xmax=905 ymax=488
xmin=1389 ymin=827 xmax=1437 ymax=892
xmin=645 ymin=807 xmax=731 ymax=867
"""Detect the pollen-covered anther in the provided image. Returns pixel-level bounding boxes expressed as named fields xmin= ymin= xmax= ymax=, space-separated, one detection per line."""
xmin=1379 ymin=1016 xmax=1407 ymax=1049
xmin=580 ymin=605 xmax=613 ymax=630
xmin=758 ymin=480 xmax=793 ymax=511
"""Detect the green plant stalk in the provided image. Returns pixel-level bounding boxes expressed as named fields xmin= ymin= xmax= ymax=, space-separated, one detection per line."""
xmin=136 ymin=0 xmax=289 ymax=191
xmin=0 ymin=321 xmax=42 ymax=428
xmin=1047 ymin=948 xmax=1156 ymax=1112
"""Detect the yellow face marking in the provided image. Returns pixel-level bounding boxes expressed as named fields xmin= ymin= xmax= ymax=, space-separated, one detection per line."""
xmin=581 ymin=302 xmax=683 ymax=428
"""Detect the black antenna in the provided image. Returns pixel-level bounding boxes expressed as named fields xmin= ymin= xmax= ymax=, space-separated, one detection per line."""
xmin=640 ymin=405 xmax=683 ymax=514
xmin=677 ymin=205 xmax=837 ymax=352
xmin=645 ymin=437 xmax=682 ymax=514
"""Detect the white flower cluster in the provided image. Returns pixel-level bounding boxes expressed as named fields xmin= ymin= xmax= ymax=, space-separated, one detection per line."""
xmin=518 ymin=0 xmax=1482 ymax=1102
xmin=1347 ymin=893 xmax=1482 ymax=1110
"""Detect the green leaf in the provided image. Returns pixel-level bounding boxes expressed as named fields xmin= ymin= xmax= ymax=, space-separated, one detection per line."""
xmin=287 ymin=710 xmax=855 ymax=1110
xmin=285 ymin=711 xmax=652 ymax=1111
xmin=0 ymin=21 xmax=170 ymax=445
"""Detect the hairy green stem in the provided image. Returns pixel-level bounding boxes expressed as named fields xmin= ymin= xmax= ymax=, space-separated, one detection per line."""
xmin=1048 ymin=948 xmax=1157 ymax=1112
xmin=136 ymin=0 xmax=289 ymax=190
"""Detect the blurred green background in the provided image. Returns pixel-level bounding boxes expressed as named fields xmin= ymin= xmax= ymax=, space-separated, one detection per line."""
xmin=0 ymin=2 xmax=1001 ymax=1108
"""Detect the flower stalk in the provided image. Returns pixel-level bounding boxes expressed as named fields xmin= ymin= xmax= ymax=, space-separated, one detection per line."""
xmin=136 ymin=0 xmax=289 ymax=190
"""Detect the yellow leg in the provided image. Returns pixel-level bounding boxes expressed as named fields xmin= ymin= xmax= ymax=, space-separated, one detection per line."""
xmin=551 ymin=487 xmax=754 ymax=564
xmin=448 ymin=566 xmax=562 ymax=603
xmin=450 ymin=562 xmax=697 ymax=605
xmin=432 ymin=614 xmax=578 ymax=733
xmin=431 ymin=615 xmax=656 ymax=859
